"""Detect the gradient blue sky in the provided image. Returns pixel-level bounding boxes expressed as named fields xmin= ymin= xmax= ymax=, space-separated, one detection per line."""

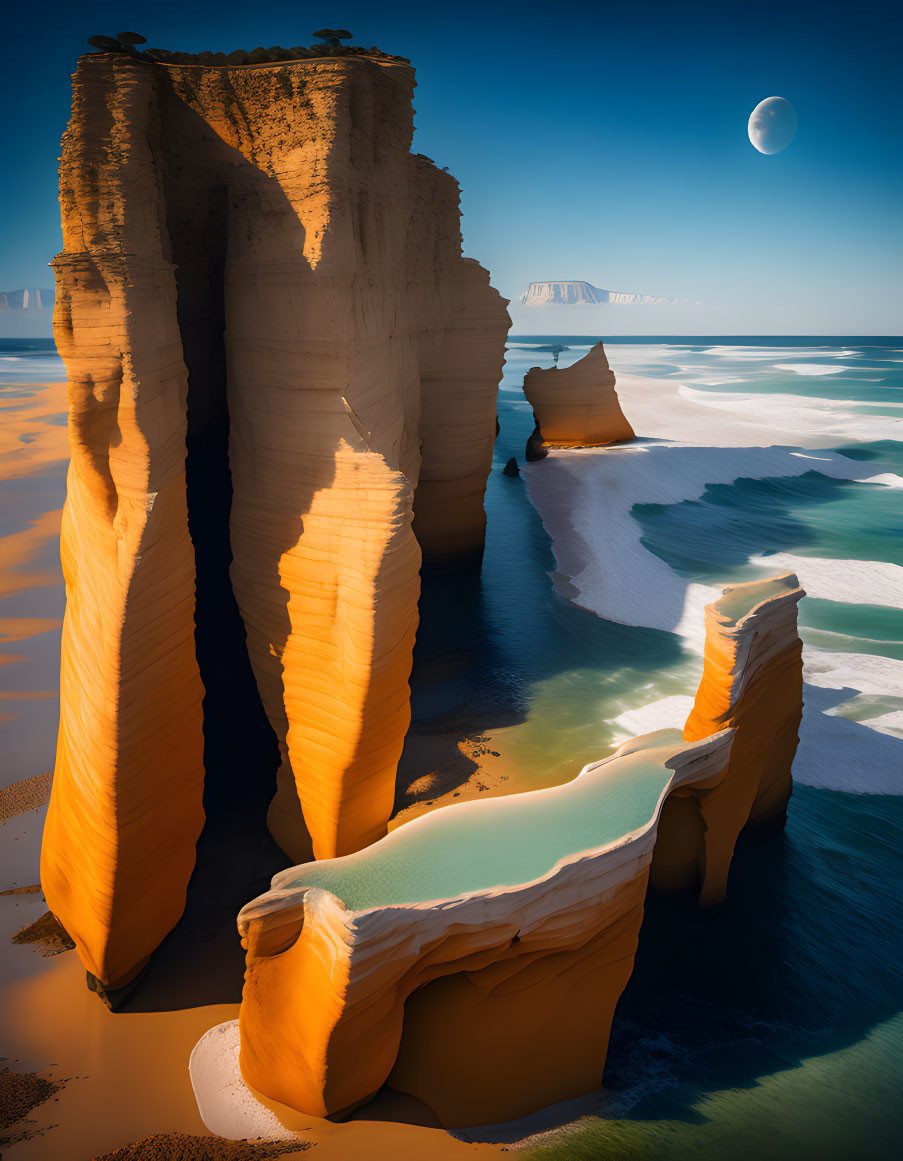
xmin=2 ymin=0 xmax=901 ymax=332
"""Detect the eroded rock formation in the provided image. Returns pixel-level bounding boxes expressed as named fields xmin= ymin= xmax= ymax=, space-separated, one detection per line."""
xmin=523 ymin=341 xmax=635 ymax=459
xmin=237 ymin=729 xmax=733 ymax=1126
xmin=41 ymin=51 xmax=508 ymax=992
xmin=655 ymin=572 xmax=805 ymax=903
xmin=233 ymin=575 xmax=803 ymax=1126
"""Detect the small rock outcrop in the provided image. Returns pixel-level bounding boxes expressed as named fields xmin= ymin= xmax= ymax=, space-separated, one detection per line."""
xmin=522 ymin=341 xmax=635 ymax=456
xmin=41 ymin=50 xmax=508 ymax=993
xmin=656 ymin=573 xmax=804 ymax=903
xmin=229 ymin=575 xmax=803 ymax=1126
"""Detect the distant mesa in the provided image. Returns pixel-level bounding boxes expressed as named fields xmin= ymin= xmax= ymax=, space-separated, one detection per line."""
xmin=521 ymin=280 xmax=695 ymax=306
xmin=0 ymin=288 xmax=54 ymax=311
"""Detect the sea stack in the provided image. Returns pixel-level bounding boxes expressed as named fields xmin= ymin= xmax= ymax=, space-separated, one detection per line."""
xmin=522 ymin=341 xmax=635 ymax=457
xmin=41 ymin=50 xmax=509 ymax=993
xmin=652 ymin=573 xmax=805 ymax=902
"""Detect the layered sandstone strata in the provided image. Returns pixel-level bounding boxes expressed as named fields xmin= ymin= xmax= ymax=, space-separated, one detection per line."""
xmin=41 ymin=50 xmax=508 ymax=992
xmin=523 ymin=341 xmax=635 ymax=459
xmin=233 ymin=573 xmax=803 ymax=1126
xmin=654 ymin=573 xmax=805 ymax=902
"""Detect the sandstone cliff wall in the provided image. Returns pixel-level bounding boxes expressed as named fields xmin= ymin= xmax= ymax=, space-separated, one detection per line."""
xmin=522 ymin=341 xmax=635 ymax=458
xmin=42 ymin=52 xmax=508 ymax=991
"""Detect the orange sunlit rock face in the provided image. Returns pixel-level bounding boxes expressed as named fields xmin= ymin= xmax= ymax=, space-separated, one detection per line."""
xmin=653 ymin=573 xmax=805 ymax=904
xmin=41 ymin=52 xmax=508 ymax=992
xmin=523 ymin=341 xmax=635 ymax=458
xmin=234 ymin=576 xmax=804 ymax=1126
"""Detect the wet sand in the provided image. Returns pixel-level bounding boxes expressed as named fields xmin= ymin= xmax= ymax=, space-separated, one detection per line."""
xmin=392 ymin=723 xmax=522 ymax=827
xmin=0 ymin=376 xmax=67 ymax=789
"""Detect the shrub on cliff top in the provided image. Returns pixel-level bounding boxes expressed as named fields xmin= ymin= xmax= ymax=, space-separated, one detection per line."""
xmin=313 ymin=28 xmax=353 ymax=47
xmin=87 ymin=31 xmax=407 ymax=67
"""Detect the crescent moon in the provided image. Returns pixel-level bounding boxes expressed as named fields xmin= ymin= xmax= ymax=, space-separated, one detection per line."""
xmin=748 ymin=96 xmax=797 ymax=155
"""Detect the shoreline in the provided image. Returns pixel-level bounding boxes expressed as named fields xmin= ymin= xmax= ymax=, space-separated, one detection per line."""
xmin=521 ymin=369 xmax=903 ymax=793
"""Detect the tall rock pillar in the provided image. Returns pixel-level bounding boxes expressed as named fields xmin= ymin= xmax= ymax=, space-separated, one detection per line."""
xmin=42 ymin=49 xmax=509 ymax=990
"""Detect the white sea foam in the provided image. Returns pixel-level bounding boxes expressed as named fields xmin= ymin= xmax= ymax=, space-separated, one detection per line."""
xmin=773 ymin=363 xmax=850 ymax=376
xmin=677 ymin=376 xmax=748 ymax=387
xmin=613 ymin=695 xmax=694 ymax=740
xmin=803 ymin=649 xmax=903 ymax=700
xmin=833 ymin=472 xmax=901 ymax=487
xmin=608 ymin=654 xmax=903 ymax=795
xmin=675 ymin=384 xmax=903 ymax=445
xmin=748 ymin=554 xmax=903 ymax=610
xmin=524 ymin=441 xmax=897 ymax=653
xmin=793 ymin=651 xmax=903 ymax=793
xmin=523 ymin=361 xmax=901 ymax=792
xmin=701 ymin=346 xmax=859 ymax=360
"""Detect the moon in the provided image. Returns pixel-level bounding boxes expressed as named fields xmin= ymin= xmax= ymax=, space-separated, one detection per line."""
xmin=748 ymin=96 xmax=797 ymax=155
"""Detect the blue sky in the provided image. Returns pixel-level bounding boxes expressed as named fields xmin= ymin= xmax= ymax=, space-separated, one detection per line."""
xmin=2 ymin=0 xmax=901 ymax=332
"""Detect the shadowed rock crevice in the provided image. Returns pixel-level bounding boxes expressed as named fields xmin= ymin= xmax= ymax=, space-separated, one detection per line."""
xmin=160 ymin=92 xmax=281 ymax=820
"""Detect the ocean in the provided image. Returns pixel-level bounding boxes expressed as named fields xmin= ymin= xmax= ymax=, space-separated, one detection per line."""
xmin=483 ymin=337 xmax=903 ymax=1159
xmin=1 ymin=336 xmax=901 ymax=1158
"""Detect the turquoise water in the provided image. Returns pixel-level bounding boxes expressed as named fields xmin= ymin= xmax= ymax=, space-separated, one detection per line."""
xmin=275 ymin=732 xmax=687 ymax=910
xmin=799 ymin=599 xmax=903 ymax=662
xmin=634 ymin=471 xmax=902 ymax=578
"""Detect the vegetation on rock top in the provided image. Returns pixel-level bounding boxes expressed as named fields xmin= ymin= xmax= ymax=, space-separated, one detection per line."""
xmin=84 ymin=29 xmax=407 ymax=66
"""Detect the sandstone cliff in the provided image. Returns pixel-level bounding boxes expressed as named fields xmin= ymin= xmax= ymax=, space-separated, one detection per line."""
xmin=232 ymin=575 xmax=803 ymax=1126
xmin=523 ymin=341 xmax=635 ymax=458
xmin=41 ymin=51 xmax=508 ymax=992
